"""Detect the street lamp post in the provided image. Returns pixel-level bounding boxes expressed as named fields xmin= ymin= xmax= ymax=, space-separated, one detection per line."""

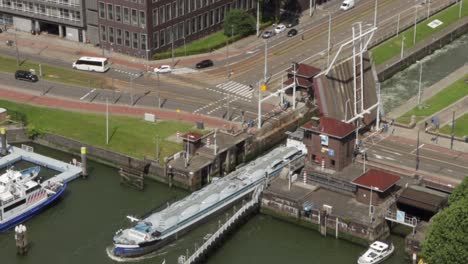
xmin=156 ymin=72 xmax=161 ymax=108
xmin=106 ymin=97 xmax=109 ymax=144
xmin=327 ymin=11 xmax=332 ymax=67
xmin=256 ymin=0 xmax=260 ymax=36
xmin=264 ymin=39 xmax=268 ymax=82
xmin=130 ymin=76 xmax=134 ymax=106
xmin=413 ymin=6 xmax=418 ymax=44
xmin=417 ymin=60 xmax=423 ymax=105
xmin=171 ymin=31 xmax=175 ymax=66
xmin=14 ymin=31 xmax=19 ymax=67
xmin=460 ymin=0 xmax=464 ymax=19
xmin=374 ymin=0 xmax=378 ymax=27
xmin=183 ymin=37 xmax=186 ymax=57
xmin=400 ymin=35 xmax=405 ymax=59
xmin=396 ymin=13 xmax=401 ymax=36
xmin=292 ymin=62 xmax=297 ymax=110
xmin=427 ymin=0 xmax=431 ymax=19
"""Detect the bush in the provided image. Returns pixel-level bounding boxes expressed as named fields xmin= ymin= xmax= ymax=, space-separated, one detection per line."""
xmin=224 ymin=9 xmax=256 ymax=37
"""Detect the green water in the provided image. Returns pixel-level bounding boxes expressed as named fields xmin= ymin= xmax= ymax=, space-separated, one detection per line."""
xmin=0 ymin=144 xmax=409 ymax=264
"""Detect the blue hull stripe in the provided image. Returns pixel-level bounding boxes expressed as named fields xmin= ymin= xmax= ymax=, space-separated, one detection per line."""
xmin=0 ymin=184 xmax=67 ymax=232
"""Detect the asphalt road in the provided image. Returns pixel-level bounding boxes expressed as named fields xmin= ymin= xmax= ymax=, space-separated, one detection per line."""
xmin=0 ymin=0 xmax=458 ymax=120
xmin=363 ymin=134 xmax=468 ymax=181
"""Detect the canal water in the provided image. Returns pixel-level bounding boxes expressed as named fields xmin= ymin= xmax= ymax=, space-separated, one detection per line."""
xmin=0 ymin=144 xmax=410 ymax=264
xmin=381 ymin=33 xmax=468 ymax=113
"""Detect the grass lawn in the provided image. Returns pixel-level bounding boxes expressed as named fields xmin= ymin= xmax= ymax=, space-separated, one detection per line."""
xmin=396 ymin=74 xmax=468 ymax=124
xmin=0 ymin=99 xmax=205 ymax=160
xmin=440 ymin=113 xmax=468 ymax=137
xmin=0 ymin=54 xmax=111 ymax=89
xmin=154 ymin=31 xmax=233 ymax=60
xmin=372 ymin=2 xmax=468 ymax=65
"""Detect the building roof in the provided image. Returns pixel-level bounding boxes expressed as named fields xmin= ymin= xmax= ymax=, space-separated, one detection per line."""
xmin=351 ymin=169 xmax=400 ymax=192
xmin=302 ymin=117 xmax=355 ymax=138
xmin=182 ymin=132 xmax=203 ymax=142
xmin=397 ymin=186 xmax=448 ymax=213
xmin=283 ymin=77 xmax=313 ymax=88
xmin=286 ymin=63 xmax=321 ymax=78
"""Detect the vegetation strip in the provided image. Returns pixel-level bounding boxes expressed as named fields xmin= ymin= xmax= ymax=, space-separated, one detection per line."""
xmin=439 ymin=113 xmax=468 ymax=138
xmin=372 ymin=2 xmax=468 ymax=65
xmin=396 ymin=74 xmax=468 ymax=124
xmin=1 ymin=99 xmax=204 ymax=160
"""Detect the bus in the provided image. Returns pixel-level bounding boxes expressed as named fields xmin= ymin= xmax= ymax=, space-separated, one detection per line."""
xmin=72 ymin=57 xmax=110 ymax=72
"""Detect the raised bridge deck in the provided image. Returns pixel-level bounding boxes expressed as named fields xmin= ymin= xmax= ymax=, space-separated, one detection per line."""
xmin=0 ymin=144 xmax=82 ymax=184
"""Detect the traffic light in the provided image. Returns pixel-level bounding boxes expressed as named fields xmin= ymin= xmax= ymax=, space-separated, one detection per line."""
xmin=261 ymin=84 xmax=267 ymax=91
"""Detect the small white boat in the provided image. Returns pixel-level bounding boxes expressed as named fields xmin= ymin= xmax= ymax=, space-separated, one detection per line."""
xmin=357 ymin=241 xmax=394 ymax=264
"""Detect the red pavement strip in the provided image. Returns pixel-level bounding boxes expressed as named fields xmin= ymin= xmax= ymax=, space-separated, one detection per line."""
xmin=0 ymin=88 xmax=235 ymax=129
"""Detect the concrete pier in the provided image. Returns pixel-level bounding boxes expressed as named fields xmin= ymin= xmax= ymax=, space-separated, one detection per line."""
xmin=81 ymin=147 xmax=88 ymax=178
xmin=0 ymin=144 xmax=82 ymax=184
xmin=15 ymin=224 xmax=28 ymax=255
xmin=0 ymin=128 xmax=6 ymax=156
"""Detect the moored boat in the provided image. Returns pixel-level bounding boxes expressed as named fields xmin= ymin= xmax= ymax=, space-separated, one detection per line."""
xmin=0 ymin=166 xmax=66 ymax=231
xmin=357 ymin=241 xmax=394 ymax=264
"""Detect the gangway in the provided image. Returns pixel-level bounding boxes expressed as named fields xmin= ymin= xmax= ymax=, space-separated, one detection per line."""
xmin=385 ymin=210 xmax=418 ymax=234
xmin=183 ymin=185 xmax=264 ymax=264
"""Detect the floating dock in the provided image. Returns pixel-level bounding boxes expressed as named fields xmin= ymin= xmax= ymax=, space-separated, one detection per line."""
xmin=0 ymin=144 xmax=82 ymax=184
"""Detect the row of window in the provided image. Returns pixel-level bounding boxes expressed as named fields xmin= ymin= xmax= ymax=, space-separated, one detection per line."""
xmin=0 ymin=0 xmax=81 ymax=21
xmin=99 ymin=2 xmax=146 ymax=28
xmin=99 ymin=0 xmax=254 ymax=28
xmin=100 ymin=26 xmax=148 ymax=51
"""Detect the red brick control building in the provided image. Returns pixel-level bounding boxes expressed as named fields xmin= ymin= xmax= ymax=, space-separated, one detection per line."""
xmin=302 ymin=116 xmax=355 ymax=171
xmin=352 ymin=169 xmax=401 ymax=206
xmin=182 ymin=132 xmax=203 ymax=155
xmin=283 ymin=63 xmax=321 ymax=95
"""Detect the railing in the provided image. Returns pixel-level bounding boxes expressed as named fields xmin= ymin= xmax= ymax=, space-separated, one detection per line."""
xmin=184 ymin=185 xmax=263 ymax=264
xmin=21 ymin=144 xmax=34 ymax=153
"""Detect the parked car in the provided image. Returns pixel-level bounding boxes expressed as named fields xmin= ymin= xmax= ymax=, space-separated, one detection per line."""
xmin=15 ymin=70 xmax=38 ymax=82
xmin=153 ymin=65 xmax=172 ymax=73
xmin=262 ymin=30 xmax=275 ymax=39
xmin=274 ymin=24 xmax=286 ymax=34
xmin=340 ymin=0 xmax=355 ymax=11
xmin=0 ymin=28 xmax=3 ymax=33
xmin=287 ymin=29 xmax=298 ymax=37
xmin=196 ymin=59 xmax=214 ymax=69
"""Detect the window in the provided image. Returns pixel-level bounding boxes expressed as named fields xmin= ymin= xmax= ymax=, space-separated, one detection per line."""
xmin=331 ymin=160 xmax=335 ymax=167
xmin=165 ymin=4 xmax=170 ymax=21
xmin=115 ymin=6 xmax=122 ymax=22
xmin=140 ymin=11 xmax=146 ymax=27
xmin=107 ymin=4 xmax=114 ymax=20
xmin=178 ymin=22 xmax=184 ymax=39
xmin=4 ymin=199 xmax=26 ymax=212
xmin=172 ymin=1 xmax=177 ymax=18
xmin=98 ymin=2 xmax=105 ymax=19
xmin=311 ymin=154 xmax=316 ymax=161
xmin=123 ymin=7 xmax=130 ymax=24
xmin=178 ymin=0 xmax=184 ymax=16
xmin=153 ymin=31 xmax=159 ymax=49
xmin=166 ymin=26 xmax=172 ymax=45
xmin=124 ymin=30 xmax=130 ymax=47
xmin=141 ymin=34 xmax=147 ymax=50
xmin=132 ymin=32 xmax=139 ymax=49
xmin=100 ymin=25 xmax=107 ymax=41
xmin=131 ymin=9 xmax=138 ymax=25
xmin=159 ymin=7 xmax=165 ymax=24
xmin=108 ymin=27 xmax=114 ymax=43
xmin=116 ymin=29 xmax=122 ymax=45
xmin=153 ymin=8 xmax=158 ymax=26
xmin=160 ymin=29 xmax=165 ymax=46
xmin=185 ymin=19 xmax=190 ymax=36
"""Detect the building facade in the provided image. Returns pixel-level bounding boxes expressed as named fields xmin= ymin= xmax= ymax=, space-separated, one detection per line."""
xmin=96 ymin=0 xmax=255 ymax=58
xmin=0 ymin=0 xmax=87 ymax=42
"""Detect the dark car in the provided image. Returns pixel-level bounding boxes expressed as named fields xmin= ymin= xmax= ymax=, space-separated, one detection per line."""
xmin=196 ymin=59 xmax=214 ymax=69
xmin=262 ymin=30 xmax=275 ymax=39
xmin=286 ymin=18 xmax=299 ymax=28
xmin=287 ymin=29 xmax=298 ymax=37
xmin=15 ymin=70 xmax=38 ymax=82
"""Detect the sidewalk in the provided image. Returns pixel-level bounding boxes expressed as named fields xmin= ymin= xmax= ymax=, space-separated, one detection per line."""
xmin=0 ymin=87 xmax=236 ymax=129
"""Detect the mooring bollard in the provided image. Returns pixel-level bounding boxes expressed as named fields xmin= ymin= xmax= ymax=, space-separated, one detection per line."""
xmin=81 ymin=147 xmax=88 ymax=178
xmin=15 ymin=224 xmax=28 ymax=255
xmin=0 ymin=127 xmax=7 ymax=156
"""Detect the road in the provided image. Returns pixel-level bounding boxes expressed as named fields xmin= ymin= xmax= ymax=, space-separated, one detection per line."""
xmin=0 ymin=0 xmax=459 ymax=121
xmin=362 ymin=132 xmax=468 ymax=182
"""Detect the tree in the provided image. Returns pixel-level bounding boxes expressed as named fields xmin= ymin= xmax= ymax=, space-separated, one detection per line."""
xmin=224 ymin=9 xmax=256 ymax=37
xmin=448 ymin=176 xmax=467 ymax=205
xmin=421 ymin=197 xmax=468 ymax=263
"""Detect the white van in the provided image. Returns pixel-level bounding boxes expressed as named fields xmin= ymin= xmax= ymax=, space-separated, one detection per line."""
xmin=340 ymin=0 xmax=355 ymax=11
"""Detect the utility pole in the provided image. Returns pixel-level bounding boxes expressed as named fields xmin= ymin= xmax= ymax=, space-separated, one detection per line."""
xmin=396 ymin=13 xmax=401 ymax=36
xmin=374 ymin=0 xmax=378 ymax=27
xmin=258 ymin=81 xmax=262 ymax=129
xmin=450 ymin=111 xmax=455 ymax=149
xmin=460 ymin=0 xmax=463 ymax=19
xmin=416 ymin=129 xmax=420 ymax=171
xmin=156 ymin=135 xmax=160 ymax=161
xmin=106 ymin=97 xmax=109 ymax=144
xmin=427 ymin=0 xmax=431 ymax=19
xmin=171 ymin=31 xmax=175 ymax=66
xmin=417 ymin=60 xmax=423 ymax=105
xmin=130 ymin=76 xmax=134 ymax=106
xmin=156 ymin=72 xmax=161 ymax=108
xmin=292 ymin=62 xmax=297 ymax=110
xmin=400 ymin=35 xmax=405 ymax=59
xmin=256 ymin=0 xmax=260 ymax=36
xmin=376 ymin=82 xmax=381 ymax=131
xmin=327 ymin=12 xmax=332 ymax=67
xmin=264 ymin=40 xmax=268 ymax=82
xmin=14 ymin=31 xmax=19 ymax=67
xmin=413 ymin=6 xmax=418 ymax=44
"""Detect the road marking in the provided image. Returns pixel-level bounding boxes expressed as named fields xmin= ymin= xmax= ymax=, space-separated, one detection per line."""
xmin=410 ymin=143 xmax=425 ymax=154
xmin=113 ymin=69 xmax=141 ymax=77
xmin=215 ymin=81 xmax=253 ymax=99
xmin=172 ymin=67 xmax=197 ymax=75
xmin=80 ymin=89 xmax=96 ymax=100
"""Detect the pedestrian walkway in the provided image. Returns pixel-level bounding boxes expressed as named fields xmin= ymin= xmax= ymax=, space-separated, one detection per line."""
xmin=214 ymin=81 xmax=253 ymax=100
xmin=0 ymin=87 xmax=235 ymax=129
